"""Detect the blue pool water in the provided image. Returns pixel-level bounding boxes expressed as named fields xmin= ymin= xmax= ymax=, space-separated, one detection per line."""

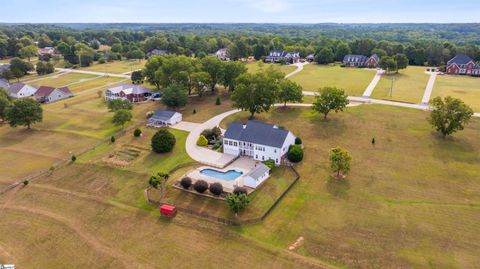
xmin=200 ymin=169 xmax=243 ymax=181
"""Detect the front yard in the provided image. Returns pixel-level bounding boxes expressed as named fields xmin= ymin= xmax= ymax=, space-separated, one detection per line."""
xmin=431 ymin=75 xmax=480 ymax=111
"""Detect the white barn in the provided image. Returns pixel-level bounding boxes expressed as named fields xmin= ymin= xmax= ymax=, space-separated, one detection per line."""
xmin=6 ymin=83 xmax=37 ymax=99
xmin=148 ymin=109 xmax=182 ymax=127
xmin=243 ymin=163 xmax=270 ymax=189
xmin=223 ymin=120 xmax=296 ymax=166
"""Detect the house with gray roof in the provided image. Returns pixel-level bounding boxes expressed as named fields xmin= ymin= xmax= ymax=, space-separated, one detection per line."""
xmin=147 ymin=109 xmax=182 ymax=127
xmin=446 ymin=54 xmax=479 ymax=76
xmin=265 ymin=50 xmax=300 ymax=64
xmin=7 ymin=82 xmax=38 ymax=99
xmin=146 ymin=49 xmax=169 ymax=58
xmin=35 ymin=86 xmax=73 ymax=103
xmin=223 ymin=120 xmax=296 ymax=165
xmin=243 ymin=163 xmax=270 ymax=189
xmin=343 ymin=54 xmax=379 ymax=68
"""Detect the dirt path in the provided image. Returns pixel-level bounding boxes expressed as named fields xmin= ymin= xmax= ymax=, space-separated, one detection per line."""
xmin=2 ymin=205 xmax=138 ymax=268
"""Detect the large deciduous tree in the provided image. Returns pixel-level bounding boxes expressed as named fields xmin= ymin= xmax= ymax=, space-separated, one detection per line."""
xmin=201 ymin=56 xmax=223 ymax=91
xmin=112 ymin=109 xmax=132 ymax=128
xmin=315 ymin=48 xmax=334 ymax=64
xmin=394 ymin=53 xmax=409 ymax=71
xmin=428 ymin=96 xmax=473 ymax=138
xmin=161 ymin=83 xmax=188 ymax=109
xmin=6 ymin=98 xmax=43 ymax=129
xmin=312 ymin=87 xmax=349 ymax=119
xmin=277 ymin=80 xmax=303 ymax=107
xmin=19 ymin=45 xmax=37 ymax=62
xmin=226 ymin=193 xmax=250 ymax=216
xmin=221 ymin=61 xmax=247 ymax=92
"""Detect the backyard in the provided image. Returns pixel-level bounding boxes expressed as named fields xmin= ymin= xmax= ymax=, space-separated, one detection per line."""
xmin=79 ymin=60 xmax=145 ymax=74
xmin=371 ymin=66 xmax=430 ymax=103
xmin=246 ymin=61 xmax=297 ymax=75
xmin=431 ymin=75 xmax=480 ymax=111
xmin=288 ymin=64 xmax=376 ymax=96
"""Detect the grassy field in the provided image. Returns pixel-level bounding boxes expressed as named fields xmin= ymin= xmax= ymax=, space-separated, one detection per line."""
xmin=0 ymin=91 xmax=158 ymax=184
xmin=68 ymin=76 xmax=127 ymax=93
xmin=220 ymin=105 xmax=480 ymax=268
xmin=80 ymin=60 xmax=145 ymax=74
xmin=246 ymin=61 xmax=297 ymax=75
xmin=431 ymin=75 xmax=480 ymax=111
xmin=371 ymin=66 xmax=430 ymax=103
xmin=288 ymin=64 xmax=376 ymax=96
xmin=28 ymin=72 xmax=100 ymax=88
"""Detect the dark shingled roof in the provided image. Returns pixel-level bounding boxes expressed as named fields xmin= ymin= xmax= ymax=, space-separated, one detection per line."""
xmin=224 ymin=120 xmax=290 ymax=148
xmin=245 ymin=163 xmax=270 ymax=180
xmin=447 ymin=54 xmax=475 ymax=65
xmin=150 ymin=109 xmax=178 ymax=121
xmin=35 ymin=86 xmax=56 ymax=97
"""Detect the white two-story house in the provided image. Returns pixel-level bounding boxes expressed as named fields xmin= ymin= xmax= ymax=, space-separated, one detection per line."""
xmin=223 ymin=120 xmax=296 ymax=165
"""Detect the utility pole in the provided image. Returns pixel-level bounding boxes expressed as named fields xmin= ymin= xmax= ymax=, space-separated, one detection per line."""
xmin=390 ymin=77 xmax=395 ymax=97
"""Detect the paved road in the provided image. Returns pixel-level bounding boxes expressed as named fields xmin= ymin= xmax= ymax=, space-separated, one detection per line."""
xmin=55 ymin=68 xmax=131 ymax=79
xmin=362 ymin=69 xmax=384 ymax=97
xmin=285 ymin=62 xmax=309 ymax=78
xmin=421 ymin=71 xmax=438 ymax=104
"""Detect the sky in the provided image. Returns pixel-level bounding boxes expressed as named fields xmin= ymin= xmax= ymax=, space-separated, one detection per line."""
xmin=1 ymin=0 xmax=479 ymax=23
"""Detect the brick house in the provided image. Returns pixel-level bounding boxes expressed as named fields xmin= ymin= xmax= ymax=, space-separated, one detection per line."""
xmin=105 ymin=84 xmax=153 ymax=103
xmin=446 ymin=54 xmax=479 ymax=76
xmin=265 ymin=50 xmax=300 ymax=64
xmin=343 ymin=54 xmax=379 ymax=68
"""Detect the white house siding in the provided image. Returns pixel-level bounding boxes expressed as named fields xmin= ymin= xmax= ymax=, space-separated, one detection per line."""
xmin=46 ymin=89 xmax=72 ymax=103
xmin=223 ymin=139 xmax=241 ymax=156
xmin=243 ymin=171 xmax=269 ymax=189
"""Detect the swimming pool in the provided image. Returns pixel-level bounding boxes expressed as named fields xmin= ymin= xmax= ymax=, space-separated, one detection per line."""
xmin=200 ymin=169 xmax=243 ymax=181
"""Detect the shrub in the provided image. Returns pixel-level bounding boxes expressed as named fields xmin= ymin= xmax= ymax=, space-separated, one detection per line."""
xmin=226 ymin=193 xmax=250 ymax=214
xmin=295 ymin=137 xmax=302 ymax=145
xmin=193 ymin=109 xmax=196 ymax=114
xmin=180 ymin=177 xmax=192 ymax=189
xmin=98 ymin=57 xmax=106 ymax=64
xmin=71 ymin=155 xmax=76 ymax=162
xmin=233 ymin=186 xmax=247 ymax=195
xmin=196 ymin=135 xmax=209 ymax=146
xmin=111 ymin=136 xmax=115 ymax=143
xmin=263 ymin=159 xmax=275 ymax=169
xmin=209 ymin=182 xmax=223 ymax=196
xmin=215 ymin=96 xmax=221 ymax=105
xmin=108 ymin=99 xmax=132 ymax=111
xmin=134 ymin=128 xmax=142 ymax=137
xmin=193 ymin=180 xmax=209 ymax=193
xmin=151 ymin=128 xmax=176 ymax=153
xmin=23 ymin=180 xmax=29 ymax=186
xmin=288 ymin=144 xmax=304 ymax=163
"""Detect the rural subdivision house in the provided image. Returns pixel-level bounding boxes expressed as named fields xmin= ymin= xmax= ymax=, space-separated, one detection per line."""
xmin=305 ymin=54 xmax=315 ymax=62
xmin=265 ymin=50 xmax=300 ymax=64
xmin=223 ymin=120 xmax=296 ymax=165
xmin=446 ymin=54 xmax=480 ymax=76
xmin=343 ymin=54 xmax=379 ymax=68
xmin=105 ymin=84 xmax=153 ymax=103
xmin=147 ymin=109 xmax=182 ymax=127
xmin=37 ymin=47 xmax=58 ymax=57
xmin=7 ymin=82 xmax=37 ymax=99
xmin=146 ymin=49 xmax=169 ymax=58
xmin=215 ymin=48 xmax=229 ymax=61
xmin=35 ymin=86 xmax=73 ymax=103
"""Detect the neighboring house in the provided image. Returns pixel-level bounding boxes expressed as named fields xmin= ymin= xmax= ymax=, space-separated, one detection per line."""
xmin=343 ymin=54 xmax=379 ymax=68
xmin=223 ymin=120 xmax=296 ymax=166
xmin=0 ymin=79 xmax=9 ymax=90
xmin=7 ymin=83 xmax=37 ymax=99
xmin=215 ymin=48 xmax=229 ymax=61
xmin=446 ymin=54 xmax=480 ymax=76
xmin=305 ymin=54 xmax=315 ymax=62
xmin=146 ymin=49 xmax=169 ymax=58
xmin=265 ymin=50 xmax=300 ymax=64
xmin=105 ymin=84 xmax=153 ymax=103
xmin=147 ymin=109 xmax=182 ymax=127
xmin=242 ymin=163 xmax=270 ymax=189
xmin=38 ymin=47 xmax=58 ymax=56
xmin=0 ymin=64 xmax=11 ymax=77
xmin=35 ymin=86 xmax=73 ymax=103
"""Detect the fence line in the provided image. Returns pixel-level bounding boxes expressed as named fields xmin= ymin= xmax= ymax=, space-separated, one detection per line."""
xmin=147 ymin=166 xmax=301 ymax=226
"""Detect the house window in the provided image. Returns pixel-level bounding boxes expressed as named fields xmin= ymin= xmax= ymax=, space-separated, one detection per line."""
xmin=274 ymin=149 xmax=277 ymax=153
xmin=255 ymin=155 xmax=258 ymax=159
xmin=262 ymin=156 xmax=265 ymax=160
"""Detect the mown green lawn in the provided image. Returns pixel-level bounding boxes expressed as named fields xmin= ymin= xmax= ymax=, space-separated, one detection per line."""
xmin=431 ymin=75 xmax=480 ymax=111
xmin=372 ymin=66 xmax=430 ymax=103
xmin=28 ymin=72 xmax=99 ymax=88
xmin=80 ymin=60 xmax=145 ymax=74
xmin=221 ymin=105 xmax=480 ymax=269
xmin=288 ymin=64 xmax=376 ymax=96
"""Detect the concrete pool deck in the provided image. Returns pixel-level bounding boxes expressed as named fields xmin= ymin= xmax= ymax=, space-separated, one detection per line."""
xmin=183 ymin=157 xmax=257 ymax=191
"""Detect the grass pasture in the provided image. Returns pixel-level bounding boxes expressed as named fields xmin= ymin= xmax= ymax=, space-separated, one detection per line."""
xmin=221 ymin=105 xmax=480 ymax=268
xmin=372 ymin=66 xmax=430 ymax=103
xmin=28 ymin=72 xmax=99 ymax=88
xmin=80 ymin=60 xmax=145 ymax=74
xmin=288 ymin=64 xmax=376 ymax=96
xmin=68 ymin=76 xmax=127 ymax=94
xmin=431 ymin=75 xmax=480 ymax=111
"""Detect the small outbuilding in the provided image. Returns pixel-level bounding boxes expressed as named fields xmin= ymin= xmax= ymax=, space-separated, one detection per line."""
xmin=243 ymin=163 xmax=270 ymax=189
xmin=160 ymin=204 xmax=177 ymax=218
xmin=148 ymin=109 xmax=182 ymax=127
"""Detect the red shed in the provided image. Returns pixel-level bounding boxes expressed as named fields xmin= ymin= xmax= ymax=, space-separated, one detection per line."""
xmin=160 ymin=205 xmax=177 ymax=217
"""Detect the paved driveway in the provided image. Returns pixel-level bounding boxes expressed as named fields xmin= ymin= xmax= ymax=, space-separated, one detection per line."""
xmin=171 ymin=121 xmax=200 ymax=132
